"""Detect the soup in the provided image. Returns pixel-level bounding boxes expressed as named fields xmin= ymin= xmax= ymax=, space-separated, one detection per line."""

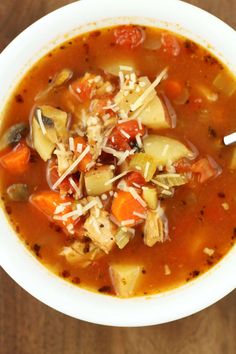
xmin=0 ymin=26 xmax=235 ymax=297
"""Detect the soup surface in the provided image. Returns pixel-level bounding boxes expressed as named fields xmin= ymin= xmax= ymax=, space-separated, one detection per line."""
xmin=0 ymin=26 xmax=236 ymax=297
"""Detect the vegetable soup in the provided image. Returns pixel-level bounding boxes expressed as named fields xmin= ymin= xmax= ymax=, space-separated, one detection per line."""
xmin=0 ymin=26 xmax=235 ymax=297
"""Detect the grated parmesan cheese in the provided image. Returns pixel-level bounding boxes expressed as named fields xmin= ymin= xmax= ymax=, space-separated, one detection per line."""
xmin=77 ymin=143 xmax=83 ymax=153
xmin=69 ymin=177 xmax=81 ymax=196
xmin=101 ymin=193 xmax=108 ymax=201
xmin=135 ymin=134 xmax=143 ymax=149
xmin=144 ymin=162 xmax=150 ymax=180
xmin=222 ymin=202 xmax=229 ymax=210
xmin=120 ymin=129 xmax=131 ymax=139
xmin=119 ymin=65 xmax=133 ymax=71
xmin=121 ymin=219 xmax=135 ymax=226
xmin=164 ymin=264 xmax=171 ymax=275
xmin=69 ymin=137 xmax=75 ymax=151
xmin=36 ymin=108 xmax=46 ymax=135
xmin=130 ymin=67 xmax=168 ymax=111
xmin=129 ymin=187 xmax=147 ymax=207
xmin=54 ymin=205 xmax=66 ymax=215
xmin=133 ymin=211 xmax=146 ymax=219
xmin=104 ymin=170 xmax=129 ymax=186
xmin=203 ymin=247 xmax=215 ymax=256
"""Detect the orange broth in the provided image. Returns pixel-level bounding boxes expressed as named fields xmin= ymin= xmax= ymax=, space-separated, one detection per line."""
xmin=0 ymin=26 xmax=235 ymax=296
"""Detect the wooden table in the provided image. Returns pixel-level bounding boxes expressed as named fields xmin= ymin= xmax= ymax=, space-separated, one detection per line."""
xmin=0 ymin=1 xmax=235 ymax=353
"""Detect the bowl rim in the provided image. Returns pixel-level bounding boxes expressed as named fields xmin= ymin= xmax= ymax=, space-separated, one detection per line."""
xmin=0 ymin=0 xmax=235 ymax=327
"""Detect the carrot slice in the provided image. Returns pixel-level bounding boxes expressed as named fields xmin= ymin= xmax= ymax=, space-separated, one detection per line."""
xmin=0 ymin=143 xmax=30 ymax=174
xmin=111 ymin=190 xmax=146 ymax=225
xmin=163 ymin=80 xmax=183 ymax=100
xmin=30 ymin=191 xmax=77 ymax=228
xmin=114 ymin=25 xmax=145 ymax=49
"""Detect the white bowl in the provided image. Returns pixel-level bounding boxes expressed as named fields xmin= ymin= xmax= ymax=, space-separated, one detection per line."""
xmin=0 ymin=0 xmax=235 ymax=327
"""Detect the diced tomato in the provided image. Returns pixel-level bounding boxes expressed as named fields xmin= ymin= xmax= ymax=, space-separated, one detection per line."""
xmin=108 ymin=120 xmax=145 ymax=151
xmin=47 ymin=159 xmax=79 ymax=195
xmin=70 ymin=74 xmax=96 ymax=102
xmin=30 ymin=191 xmax=79 ymax=229
xmin=114 ymin=25 xmax=145 ymax=49
xmin=125 ymin=171 xmax=146 ymax=188
xmin=163 ymin=79 xmax=183 ymax=100
xmin=0 ymin=143 xmax=30 ymax=174
xmin=191 ymin=157 xmax=221 ymax=183
xmin=73 ymin=136 xmax=93 ymax=172
xmin=161 ymin=33 xmax=181 ymax=57
xmin=174 ymin=158 xmax=193 ymax=173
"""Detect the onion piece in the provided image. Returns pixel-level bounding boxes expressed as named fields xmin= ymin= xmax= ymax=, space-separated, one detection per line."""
xmin=143 ymin=36 xmax=162 ymax=50
xmin=35 ymin=68 xmax=73 ymax=101
xmin=161 ymin=93 xmax=177 ymax=128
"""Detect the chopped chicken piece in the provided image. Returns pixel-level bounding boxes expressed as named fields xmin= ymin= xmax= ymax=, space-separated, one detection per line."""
xmin=60 ymin=240 xmax=103 ymax=267
xmin=110 ymin=264 xmax=142 ymax=297
xmin=144 ymin=209 xmax=168 ymax=246
xmin=54 ymin=144 xmax=73 ymax=176
xmin=84 ymin=205 xmax=117 ymax=253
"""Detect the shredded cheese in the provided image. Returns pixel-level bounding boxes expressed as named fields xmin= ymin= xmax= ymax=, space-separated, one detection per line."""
xmin=54 ymin=205 xmax=66 ymax=215
xmin=69 ymin=137 xmax=75 ymax=151
xmin=69 ymin=177 xmax=80 ymax=196
xmin=164 ymin=264 xmax=171 ymax=276
xmin=203 ymin=247 xmax=215 ymax=256
xmin=52 ymin=145 xmax=90 ymax=190
xmin=101 ymin=193 xmax=108 ymax=200
xmin=222 ymin=202 xmax=229 ymax=210
xmin=144 ymin=162 xmax=150 ymax=180
xmin=120 ymin=129 xmax=130 ymax=139
xmin=36 ymin=108 xmax=47 ymax=135
xmin=104 ymin=171 xmax=129 ymax=186
xmin=82 ymin=199 xmax=98 ymax=213
xmin=77 ymin=143 xmax=83 ymax=153
xmin=161 ymin=144 xmax=169 ymax=156
xmin=129 ymin=187 xmax=147 ymax=207
xmin=119 ymin=65 xmax=133 ymax=71
xmin=130 ymin=67 xmax=168 ymax=111
xmin=135 ymin=134 xmax=143 ymax=149
xmin=121 ymin=219 xmax=135 ymax=226
xmin=133 ymin=211 xmax=146 ymax=219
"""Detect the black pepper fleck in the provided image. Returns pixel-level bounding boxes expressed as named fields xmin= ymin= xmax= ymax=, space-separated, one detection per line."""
xmin=98 ymin=285 xmax=112 ymax=293
xmin=217 ymin=192 xmax=225 ymax=198
xmin=15 ymin=94 xmax=24 ymax=103
xmin=61 ymin=270 xmax=70 ymax=278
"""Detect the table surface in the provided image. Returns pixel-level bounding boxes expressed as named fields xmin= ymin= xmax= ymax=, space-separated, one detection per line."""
xmin=0 ymin=1 xmax=235 ymax=353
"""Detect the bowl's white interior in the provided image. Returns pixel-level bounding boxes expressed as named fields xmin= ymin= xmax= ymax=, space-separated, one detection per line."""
xmin=0 ymin=0 xmax=235 ymax=326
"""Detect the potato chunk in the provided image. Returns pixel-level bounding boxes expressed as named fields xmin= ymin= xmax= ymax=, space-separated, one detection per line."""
xmin=110 ymin=264 xmax=142 ymax=298
xmin=32 ymin=118 xmax=55 ymax=161
xmin=115 ymin=76 xmax=155 ymax=115
xmin=84 ymin=165 xmax=114 ymax=196
xmin=143 ymin=135 xmax=193 ymax=167
xmin=134 ymin=95 xmax=171 ymax=129
xmin=144 ymin=209 xmax=168 ymax=247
